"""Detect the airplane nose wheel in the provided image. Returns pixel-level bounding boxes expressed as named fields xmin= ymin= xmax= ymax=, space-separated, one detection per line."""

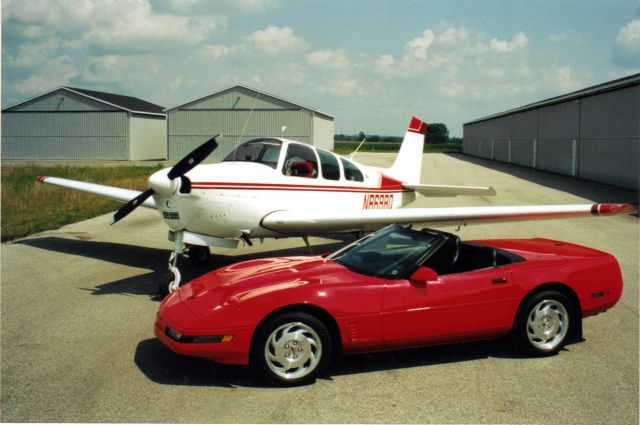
xmin=158 ymin=231 xmax=185 ymax=298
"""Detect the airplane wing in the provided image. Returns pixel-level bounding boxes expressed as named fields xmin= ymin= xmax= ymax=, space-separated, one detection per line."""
xmin=36 ymin=176 xmax=157 ymax=208
xmin=261 ymin=203 xmax=637 ymax=234
xmin=404 ymin=183 xmax=496 ymax=197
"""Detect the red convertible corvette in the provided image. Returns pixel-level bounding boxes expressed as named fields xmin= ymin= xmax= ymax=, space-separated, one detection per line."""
xmin=155 ymin=224 xmax=623 ymax=385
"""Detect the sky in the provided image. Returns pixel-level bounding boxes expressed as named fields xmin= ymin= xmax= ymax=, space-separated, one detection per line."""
xmin=2 ymin=0 xmax=639 ymax=137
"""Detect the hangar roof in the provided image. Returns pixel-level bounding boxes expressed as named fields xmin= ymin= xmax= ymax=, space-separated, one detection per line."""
xmin=164 ymin=84 xmax=334 ymax=120
xmin=465 ymin=72 xmax=640 ymax=126
xmin=3 ymin=86 xmax=166 ymax=116
xmin=65 ymin=87 xmax=165 ymax=115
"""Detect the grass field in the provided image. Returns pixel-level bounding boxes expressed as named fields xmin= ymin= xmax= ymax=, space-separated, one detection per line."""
xmin=1 ymin=164 xmax=163 ymax=241
xmin=333 ymin=141 xmax=462 ymax=155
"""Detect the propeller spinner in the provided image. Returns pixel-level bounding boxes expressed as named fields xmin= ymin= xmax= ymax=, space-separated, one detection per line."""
xmin=111 ymin=135 xmax=219 ymax=224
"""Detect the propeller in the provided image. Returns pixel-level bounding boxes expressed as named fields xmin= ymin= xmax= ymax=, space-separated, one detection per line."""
xmin=111 ymin=135 xmax=219 ymax=224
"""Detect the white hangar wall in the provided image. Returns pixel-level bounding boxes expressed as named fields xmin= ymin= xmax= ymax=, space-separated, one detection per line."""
xmin=165 ymin=85 xmax=335 ymax=161
xmin=1 ymin=87 xmax=166 ymax=161
xmin=2 ymin=90 xmax=129 ymax=160
xmin=463 ymin=74 xmax=639 ymax=191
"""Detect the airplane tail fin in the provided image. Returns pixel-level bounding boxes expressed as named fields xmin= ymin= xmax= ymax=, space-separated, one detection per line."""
xmin=386 ymin=116 xmax=428 ymax=184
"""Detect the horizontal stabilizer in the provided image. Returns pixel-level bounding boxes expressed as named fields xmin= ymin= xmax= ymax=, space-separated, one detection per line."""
xmin=405 ymin=183 xmax=496 ymax=197
xmin=36 ymin=176 xmax=157 ymax=209
xmin=261 ymin=203 xmax=637 ymax=234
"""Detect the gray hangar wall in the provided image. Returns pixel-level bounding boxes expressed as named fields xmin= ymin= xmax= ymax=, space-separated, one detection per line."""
xmin=463 ymin=79 xmax=639 ymax=191
xmin=166 ymin=86 xmax=335 ymax=161
xmin=2 ymin=88 xmax=166 ymax=161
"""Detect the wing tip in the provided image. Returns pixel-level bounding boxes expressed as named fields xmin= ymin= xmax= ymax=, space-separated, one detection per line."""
xmin=36 ymin=175 xmax=48 ymax=182
xmin=592 ymin=203 xmax=638 ymax=216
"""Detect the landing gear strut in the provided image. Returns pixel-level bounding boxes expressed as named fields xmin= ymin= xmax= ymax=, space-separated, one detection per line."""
xmin=158 ymin=231 xmax=185 ymax=297
xmin=158 ymin=232 xmax=213 ymax=297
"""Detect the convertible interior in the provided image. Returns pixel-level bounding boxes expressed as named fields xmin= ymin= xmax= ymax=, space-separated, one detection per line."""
xmin=422 ymin=231 xmax=524 ymax=275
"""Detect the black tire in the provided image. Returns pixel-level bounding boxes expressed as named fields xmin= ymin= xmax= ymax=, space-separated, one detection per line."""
xmin=251 ymin=312 xmax=332 ymax=386
xmin=514 ymin=290 xmax=575 ymax=356
xmin=188 ymin=245 xmax=210 ymax=266
xmin=158 ymin=272 xmax=174 ymax=298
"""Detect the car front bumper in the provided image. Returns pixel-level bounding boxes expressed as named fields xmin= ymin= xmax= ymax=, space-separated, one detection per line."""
xmin=154 ymin=311 xmax=254 ymax=366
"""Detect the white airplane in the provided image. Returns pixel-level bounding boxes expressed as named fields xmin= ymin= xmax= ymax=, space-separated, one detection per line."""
xmin=37 ymin=116 xmax=637 ymax=295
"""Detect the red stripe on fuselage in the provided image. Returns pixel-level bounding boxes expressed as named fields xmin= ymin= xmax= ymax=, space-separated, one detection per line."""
xmin=192 ymin=175 xmax=408 ymax=193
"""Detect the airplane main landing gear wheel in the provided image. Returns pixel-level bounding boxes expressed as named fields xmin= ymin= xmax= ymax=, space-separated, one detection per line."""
xmin=188 ymin=245 xmax=211 ymax=265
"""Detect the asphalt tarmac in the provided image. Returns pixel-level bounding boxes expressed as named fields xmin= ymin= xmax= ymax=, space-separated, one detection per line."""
xmin=1 ymin=153 xmax=638 ymax=423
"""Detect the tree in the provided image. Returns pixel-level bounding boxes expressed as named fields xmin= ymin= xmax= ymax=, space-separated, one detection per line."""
xmin=425 ymin=123 xmax=449 ymax=144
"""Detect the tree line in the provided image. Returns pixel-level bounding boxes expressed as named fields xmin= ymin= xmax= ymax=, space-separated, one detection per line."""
xmin=336 ymin=123 xmax=462 ymax=144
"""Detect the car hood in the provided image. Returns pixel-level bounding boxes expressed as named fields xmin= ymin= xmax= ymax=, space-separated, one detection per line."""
xmin=175 ymin=256 xmax=343 ymax=316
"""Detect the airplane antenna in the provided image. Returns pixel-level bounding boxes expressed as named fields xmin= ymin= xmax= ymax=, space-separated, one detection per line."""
xmin=234 ymin=90 xmax=261 ymax=162
xmin=349 ymin=136 xmax=367 ymax=160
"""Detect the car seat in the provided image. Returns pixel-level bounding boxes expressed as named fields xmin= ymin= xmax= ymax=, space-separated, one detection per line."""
xmin=424 ymin=234 xmax=460 ymax=275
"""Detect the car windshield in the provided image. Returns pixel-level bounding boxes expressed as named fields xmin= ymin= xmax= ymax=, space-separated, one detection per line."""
xmin=328 ymin=225 xmax=445 ymax=279
xmin=223 ymin=139 xmax=282 ymax=169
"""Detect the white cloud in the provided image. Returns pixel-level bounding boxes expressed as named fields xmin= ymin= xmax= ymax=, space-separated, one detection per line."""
xmin=489 ymin=32 xmax=528 ymax=52
xmin=7 ymin=38 xmax=61 ymax=67
xmin=4 ymin=0 xmax=225 ymax=52
xmin=80 ymin=3 xmax=224 ymax=52
xmin=613 ymin=20 xmax=640 ymax=68
xmin=194 ymin=44 xmax=231 ymax=60
xmin=374 ymin=54 xmax=395 ymax=75
xmin=439 ymin=82 xmax=465 ymax=99
xmin=404 ymin=29 xmax=434 ymax=61
xmin=14 ymin=55 xmax=77 ymax=94
xmin=245 ymin=26 xmax=307 ymax=56
xmin=329 ymin=77 xmax=364 ymax=97
xmin=306 ymin=49 xmax=349 ymax=69
xmin=439 ymin=26 xmax=468 ymax=44
xmin=548 ymin=33 xmax=567 ymax=43
xmin=82 ymin=54 xmax=161 ymax=84
xmin=359 ymin=24 xmax=585 ymax=117
xmin=0 ymin=3 xmax=611 ymax=137
xmin=152 ymin=0 xmax=279 ymax=14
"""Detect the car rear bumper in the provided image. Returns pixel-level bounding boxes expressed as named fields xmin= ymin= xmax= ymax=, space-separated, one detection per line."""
xmin=579 ymin=285 xmax=622 ymax=317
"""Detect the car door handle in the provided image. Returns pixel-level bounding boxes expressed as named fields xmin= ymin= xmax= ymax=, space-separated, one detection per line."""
xmin=492 ymin=277 xmax=508 ymax=284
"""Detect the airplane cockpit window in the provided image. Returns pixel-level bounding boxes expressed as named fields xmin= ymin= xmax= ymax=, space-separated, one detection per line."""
xmin=340 ymin=158 xmax=364 ymax=182
xmin=318 ymin=149 xmax=341 ymax=181
xmin=282 ymin=143 xmax=319 ymax=178
xmin=222 ymin=139 xmax=282 ymax=169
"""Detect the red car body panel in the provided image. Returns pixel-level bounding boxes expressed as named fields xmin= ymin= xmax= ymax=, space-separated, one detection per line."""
xmin=154 ymin=237 xmax=623 ymax=366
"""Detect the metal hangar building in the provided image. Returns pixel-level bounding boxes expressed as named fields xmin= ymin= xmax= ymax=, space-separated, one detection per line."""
xmin=463 ymin=73 xmax=639 ymax=191
xmin=164 ymin=85 xmax=335 ymax=161
xmin=1 ymin=87 xmax=166 ymax=161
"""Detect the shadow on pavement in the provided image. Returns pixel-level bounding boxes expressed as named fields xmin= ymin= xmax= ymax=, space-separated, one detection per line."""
xmin=448 ymin=153 xmax=639 ymax=207
xmin=19 ymin=237 xmax=349 ymax=297
xmin=135 ymin=336 xmax=571 ymax=388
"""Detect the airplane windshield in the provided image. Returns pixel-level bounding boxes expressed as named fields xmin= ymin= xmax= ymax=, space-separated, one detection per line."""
xmin=329 ymin=225 xmax=445 ymax=279
xmin=223 ymin=139 xmax=282 ymax=169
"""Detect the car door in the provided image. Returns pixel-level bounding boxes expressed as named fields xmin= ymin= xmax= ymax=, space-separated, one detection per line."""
xmin=381 ymin=267 xmax=520 ymax=349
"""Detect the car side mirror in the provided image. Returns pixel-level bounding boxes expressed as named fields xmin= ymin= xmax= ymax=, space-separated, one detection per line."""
xmin=409 ymin=266 xmax=438 ymax=286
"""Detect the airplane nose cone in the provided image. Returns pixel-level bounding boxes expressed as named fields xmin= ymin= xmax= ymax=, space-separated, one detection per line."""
xmin=149 ymin=168 xmax=179 ymax=197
